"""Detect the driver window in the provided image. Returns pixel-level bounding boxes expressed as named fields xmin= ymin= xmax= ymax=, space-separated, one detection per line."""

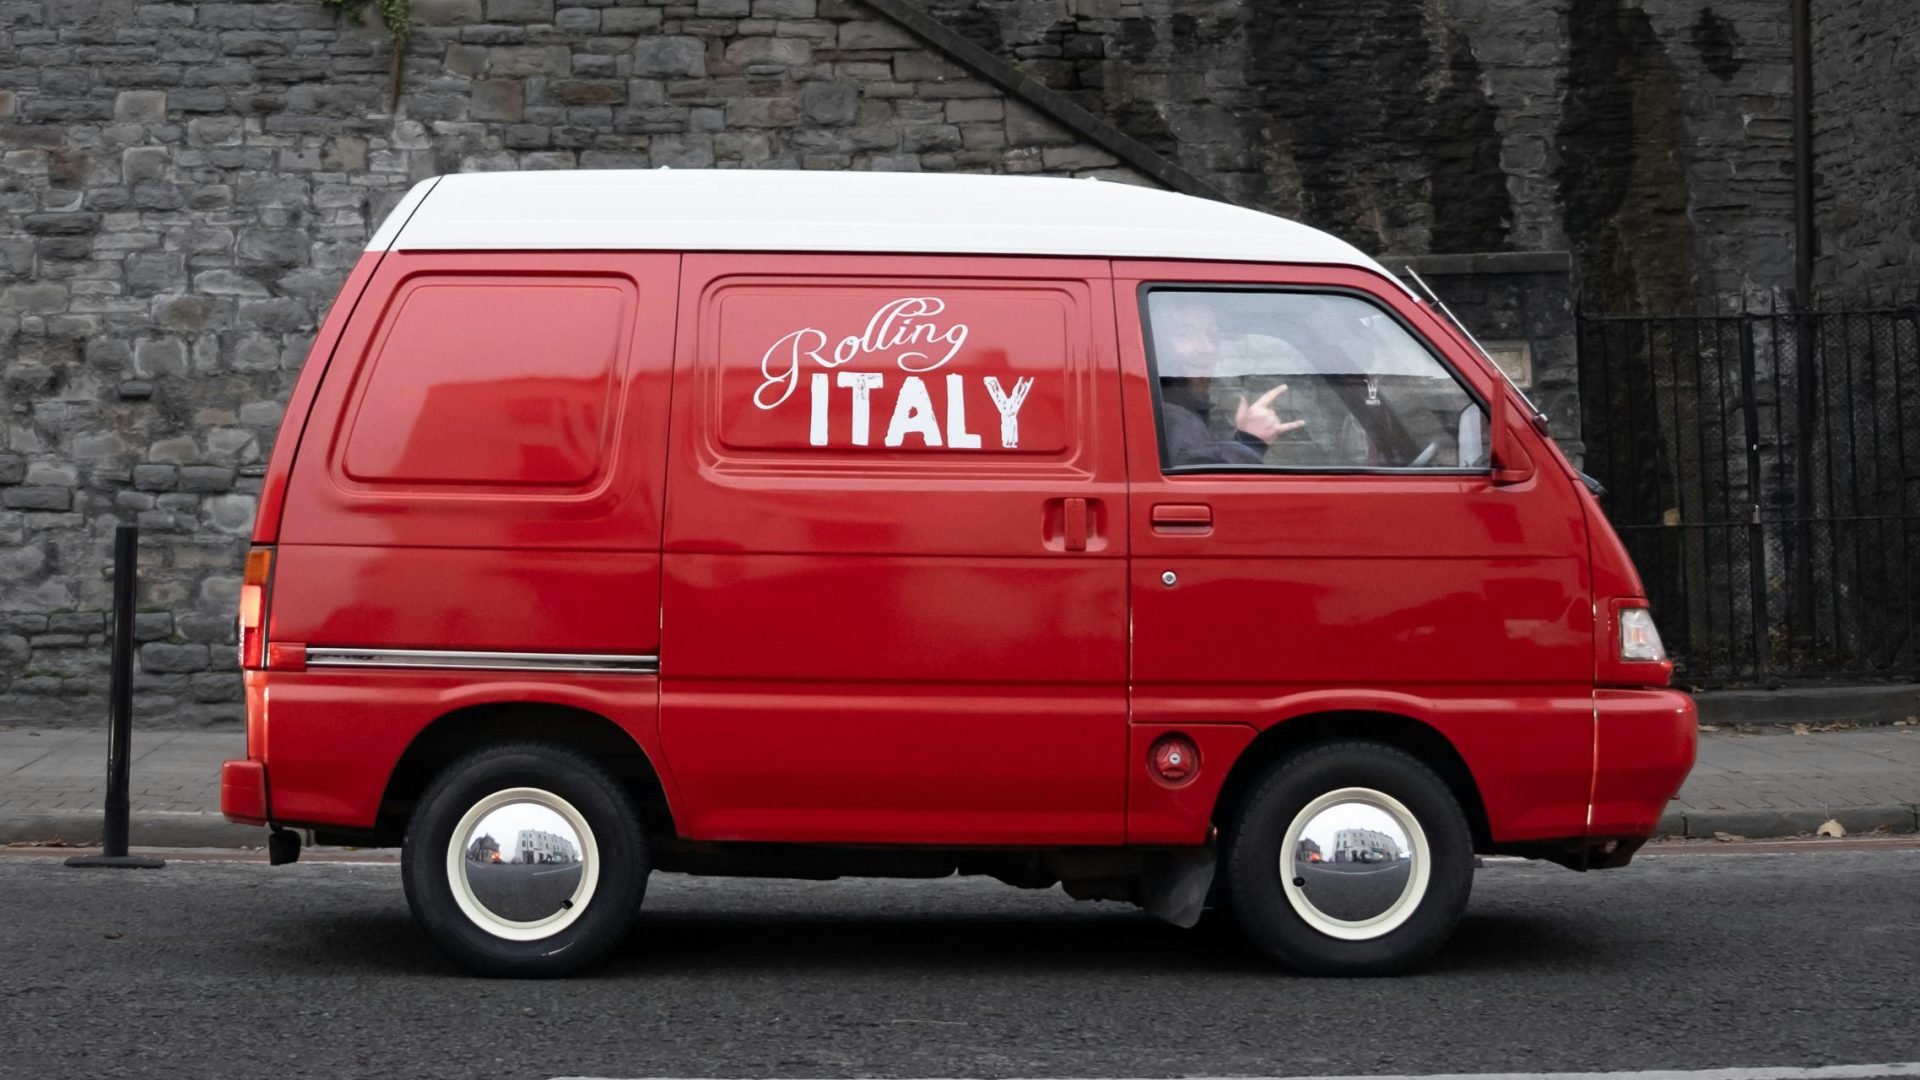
xmin=1145 ymin=289 xmax=1489 ymax=473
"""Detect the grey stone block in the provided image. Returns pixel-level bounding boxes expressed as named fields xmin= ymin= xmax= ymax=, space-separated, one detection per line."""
xmin=800 ymin=80 xmax=857 ymax=125
xmin=114 ymin=90 xmax=168 ymax=121
xmin=631 ymin=36 xmax=705 ymax=78
xmin=485 ymin=0 xmax=554 ymax=22
xmin=413 ymin=0 xmax=484 ymax=25
xmin=178 ymin=466 xmax=237 ymax=493
xmin=488 ymin=45 xmax=573 ymax=77
xmin=140 ymin=643 xmax=210 ymax=674
xmin=121 ymin=147 xmax=170 ymax=184
xmin=601 ymin=8 xmax=662 ymax=34
xmin=837 ymin=20 xmax=917 ymax=50
xmin=2 ymin=488 xmax=72 ymax=512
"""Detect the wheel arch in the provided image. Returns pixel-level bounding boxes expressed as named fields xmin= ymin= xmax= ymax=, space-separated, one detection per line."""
xmin=1211 ymin=710 xmax=1492 ymax=851
xmin=371 ymin=701 xmax=677 ymax=847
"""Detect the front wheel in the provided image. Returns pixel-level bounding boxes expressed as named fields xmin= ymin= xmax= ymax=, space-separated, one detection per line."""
xmin=1224 ymin=740 xmax=1473 ymax=974
xmin=401 ymin=742 xmax=648 ymax=977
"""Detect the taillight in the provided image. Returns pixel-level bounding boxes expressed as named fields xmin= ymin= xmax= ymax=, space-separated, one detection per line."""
xmin=238 ymin=546 xmax=272 ymax=669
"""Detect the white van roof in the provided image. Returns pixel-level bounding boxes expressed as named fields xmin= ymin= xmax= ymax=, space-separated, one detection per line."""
xmin=370 ymin=170 xmax=1398 ymax=279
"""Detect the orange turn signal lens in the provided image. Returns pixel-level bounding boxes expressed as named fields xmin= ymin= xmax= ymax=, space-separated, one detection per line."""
xmin=238 ymin=547 xmax=273 ymax=669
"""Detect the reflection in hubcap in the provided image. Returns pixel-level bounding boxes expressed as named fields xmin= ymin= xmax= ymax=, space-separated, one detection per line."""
xmin=445 ymin=787 xmax=599 ymax=942
xmin=1280 ymin=787 xmax=1431 ymax=940
xmin=1291 ymin=801 xmax=1414 ymax=921
xmin=461 ymin=801 xmax=587 ymax=923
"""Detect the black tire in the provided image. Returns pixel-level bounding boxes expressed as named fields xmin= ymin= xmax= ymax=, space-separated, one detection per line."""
xmin=1223 ymin=740 xmax=1473 ymax=975
xmin=401 ymin=741 xmax=648 ymax=977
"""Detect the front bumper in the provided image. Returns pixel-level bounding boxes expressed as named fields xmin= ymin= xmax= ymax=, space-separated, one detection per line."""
xmin=221 ymin=758 xmax=268 ymax=826
xmin=1589 ymin=688 xmax=1698 ymax=837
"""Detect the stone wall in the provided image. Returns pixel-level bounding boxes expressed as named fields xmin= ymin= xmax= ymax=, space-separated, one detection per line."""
xmin=918 ymin=0 xmax=1800 ymax=311
xmin=1811 ymin=0 xmax=1920 ymax=304
xmin=0 ymin=0 xmax=1146 ymax=726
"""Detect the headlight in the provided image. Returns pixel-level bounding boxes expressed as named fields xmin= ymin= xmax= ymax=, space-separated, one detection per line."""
xmin=1619 ymin=607 xmax=1666 ymax=662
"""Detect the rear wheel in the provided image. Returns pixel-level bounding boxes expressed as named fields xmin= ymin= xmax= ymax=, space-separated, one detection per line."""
xmin=401 ymin=742 xmax=648 ymax=977
xmin=1224 ymin=740 xmax=1473 ymax=974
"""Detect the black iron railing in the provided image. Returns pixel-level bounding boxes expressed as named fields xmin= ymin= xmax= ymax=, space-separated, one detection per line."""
xmin=1578 ymin=303 xmax=1920 ymax=685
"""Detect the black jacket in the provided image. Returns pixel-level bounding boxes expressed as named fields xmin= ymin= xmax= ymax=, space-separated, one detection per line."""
xmin=1159 ymin=380 xmax=1268 ymax=468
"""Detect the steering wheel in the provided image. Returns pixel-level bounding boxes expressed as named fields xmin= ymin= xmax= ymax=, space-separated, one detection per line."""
xmin=1408 ymin=439 xmax=1440 ymax=468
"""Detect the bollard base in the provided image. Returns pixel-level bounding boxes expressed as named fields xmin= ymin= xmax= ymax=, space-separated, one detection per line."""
xmin=64 ymin=854 xmax=167 ymax=869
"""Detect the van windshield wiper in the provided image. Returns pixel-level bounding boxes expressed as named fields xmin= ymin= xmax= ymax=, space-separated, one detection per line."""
xmin=1403 ymin=266 xmax=1552 ymax=437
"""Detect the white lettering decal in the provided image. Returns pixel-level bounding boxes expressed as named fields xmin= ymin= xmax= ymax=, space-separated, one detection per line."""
xmin=749 ymin=297 xmax=1036 ymax=451
xmin=837 ymin=371 xmax=884 ymax=446
xmin=808 ymin=372 xmax=829 ymax=446
xmin=944 ymin=373 xmax=981 ymax=450
xmin=984 ymin=376 xmax=1033 ymax=449
xmin=884 ymin=376 xmax=943 ymax=448
xmin=858 ymin=297 xmax=969 ymax=373
xmin=756 ymin=327 xmax=833 ymax=410
xmin=754 ymin=298 xmax=968 ymax=413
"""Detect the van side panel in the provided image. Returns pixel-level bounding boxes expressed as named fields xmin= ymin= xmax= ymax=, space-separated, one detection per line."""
xmin=265 ymin=673 xmax=671 ymax=829
xmin=263 ymin=253 xmax=679 ymax=830
xmin=659 ymin=254 xmax=1130 ymax=846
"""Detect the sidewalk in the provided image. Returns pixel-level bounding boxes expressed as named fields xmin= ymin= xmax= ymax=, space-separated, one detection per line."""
xmin=3 ymin=724 xmax=1918 ymax=848
xmin=1660 ymin=725 xmax=1920 ymax=838
xmin=0 ymin=726 xmax=260 ymax=848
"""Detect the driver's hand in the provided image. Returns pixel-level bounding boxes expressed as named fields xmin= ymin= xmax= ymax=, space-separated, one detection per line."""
xmin=1236 ymin=384 xmax=1308 ymax=444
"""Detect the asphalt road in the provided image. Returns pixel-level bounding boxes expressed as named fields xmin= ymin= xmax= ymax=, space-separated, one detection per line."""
xmin=1 ymin=844 xmax=1917 ymax=1080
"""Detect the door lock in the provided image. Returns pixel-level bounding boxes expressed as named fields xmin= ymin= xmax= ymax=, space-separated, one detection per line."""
xmin=1161 ymin=571 xmax=1178 ymax=587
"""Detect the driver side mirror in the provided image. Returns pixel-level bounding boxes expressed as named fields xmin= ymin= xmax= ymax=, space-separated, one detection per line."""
xmin=1490 ymin=383 xmax=1534 ymax=486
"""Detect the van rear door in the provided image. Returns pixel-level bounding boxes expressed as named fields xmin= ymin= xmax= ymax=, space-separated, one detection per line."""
xmin=659 ymin=254 xmax=1129 ymax=846
xmin=264 ymin=253 xmax=677 ymax=826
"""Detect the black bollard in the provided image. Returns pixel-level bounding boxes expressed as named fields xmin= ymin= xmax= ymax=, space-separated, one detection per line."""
xmin=66 ymin=525 xmax=166 ymax=870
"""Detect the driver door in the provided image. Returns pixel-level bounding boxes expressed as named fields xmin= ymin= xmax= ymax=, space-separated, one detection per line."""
xmin=1114 ymin=261 xmax=1599 ymax=843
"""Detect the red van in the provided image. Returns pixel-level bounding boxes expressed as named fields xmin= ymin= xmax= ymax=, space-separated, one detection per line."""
xmin=220 ymin=170 xmax=1694 ymax=977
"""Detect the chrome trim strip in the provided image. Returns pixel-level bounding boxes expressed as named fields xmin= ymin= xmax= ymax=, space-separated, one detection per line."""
xmin=304 ymin=648 xmax=658 ymax=675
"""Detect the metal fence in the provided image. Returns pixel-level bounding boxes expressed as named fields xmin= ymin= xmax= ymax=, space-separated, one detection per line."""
xmin=1578 ymin=304 xmax=1920 ymax=686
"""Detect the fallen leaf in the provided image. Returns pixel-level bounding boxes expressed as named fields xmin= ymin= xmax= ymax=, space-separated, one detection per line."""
xmin=1816 ymin=819 xmax=1846 ymax=838
xmin=1791 ymin=723 xmax=1811 ymax=736
xmin=1712 ymin=831 xmax=1745 ymax=842
xmin=1698 ymin=723 xmax=1721 ymax=732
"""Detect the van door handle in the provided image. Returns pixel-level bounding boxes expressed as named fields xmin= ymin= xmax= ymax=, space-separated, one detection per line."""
xmin=1151 ymin=503 xmax=1213 ymax=535
xmin=1063 ymin=496 xmax=1088 ymax=551
xmin=1044 ymin=496 xmax=1098 ymax=552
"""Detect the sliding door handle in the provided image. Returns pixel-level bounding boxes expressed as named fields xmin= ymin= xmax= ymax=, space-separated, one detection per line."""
xmin=1063 ymin=497 xmax=1088 ymax=551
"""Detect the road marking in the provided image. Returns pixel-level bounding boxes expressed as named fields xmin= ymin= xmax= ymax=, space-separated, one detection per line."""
xmin=554 ymin=1066 xmax=1920 ymax=1080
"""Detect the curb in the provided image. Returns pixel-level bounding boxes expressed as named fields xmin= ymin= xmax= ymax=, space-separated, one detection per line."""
xmin=1 ymin=810 xmax=267 ymax=850
xmin=1692 ymin=684 xmax=1920 ymax=728
xmin=1656 ymin=803 xmax=1920 ymax=840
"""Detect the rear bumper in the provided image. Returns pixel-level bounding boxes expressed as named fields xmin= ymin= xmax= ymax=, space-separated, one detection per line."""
xmin=221 ymin=759 xmax=269 ymax=826
xmin=1589 ymin=688 xmax=1698 ymax=837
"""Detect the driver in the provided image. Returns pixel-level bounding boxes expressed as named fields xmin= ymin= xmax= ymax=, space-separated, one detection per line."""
xmin=1154 ymin=293 xmax=1305 ymax=467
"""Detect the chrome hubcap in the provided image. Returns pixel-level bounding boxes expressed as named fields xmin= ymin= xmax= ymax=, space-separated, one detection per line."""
xmin=1279 ymin=786 xmax=1430 ymax=940
xmin=446 ymin=787 xmax=598 ymax=941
